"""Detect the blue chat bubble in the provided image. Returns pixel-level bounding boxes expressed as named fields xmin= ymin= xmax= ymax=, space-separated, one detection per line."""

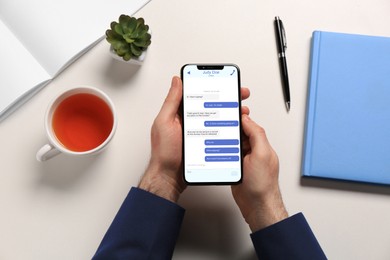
xmin=204 ymin=121 xmax=238 ymax=127
xmin=205 ymin=139 xmax=239 ymax=146
xmin=205 ymin=147 xmax=239 ymax=154
xmin=205 ymin=156 xmax=240 ymax=162
xmin=204 ymin=102 xmax=239 ymax=108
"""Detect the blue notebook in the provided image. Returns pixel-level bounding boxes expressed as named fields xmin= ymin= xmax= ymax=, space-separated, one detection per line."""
xmin=302 ymin=31 xmax=390 ymax=185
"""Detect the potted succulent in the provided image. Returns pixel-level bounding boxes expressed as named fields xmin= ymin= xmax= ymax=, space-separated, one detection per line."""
xmin=106 ymin=14 xmax=151 ymax=65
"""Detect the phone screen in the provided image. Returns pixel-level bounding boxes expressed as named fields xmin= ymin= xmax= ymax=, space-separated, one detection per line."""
xmin=181 ymin=64 xmax=242 ymax=184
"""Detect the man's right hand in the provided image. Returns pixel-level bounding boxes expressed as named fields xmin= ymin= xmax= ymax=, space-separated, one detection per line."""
xmin=231 ymin=114 xmax=288 ymax=232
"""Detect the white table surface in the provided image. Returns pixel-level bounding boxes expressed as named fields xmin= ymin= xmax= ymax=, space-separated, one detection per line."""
xmin=1 ymin=0 xmax=390 ymax=259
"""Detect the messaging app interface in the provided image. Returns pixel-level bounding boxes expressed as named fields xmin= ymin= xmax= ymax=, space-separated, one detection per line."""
xmin=183 ymin=65 xmax=241 ymax=183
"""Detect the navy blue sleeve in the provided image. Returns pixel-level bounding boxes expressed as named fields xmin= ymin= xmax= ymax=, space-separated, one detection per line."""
xmin=93 ymin=187 xmax=185 ymax=260
xmin=250 ymin=213 xmax=327 ymax=260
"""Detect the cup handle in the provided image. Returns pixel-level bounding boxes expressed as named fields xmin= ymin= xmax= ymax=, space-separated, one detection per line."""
xmin=36 ymin=144 xmax=61 ymax=162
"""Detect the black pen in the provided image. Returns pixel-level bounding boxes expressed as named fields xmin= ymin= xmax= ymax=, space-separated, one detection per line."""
xmin=274 ymin=16 xmax=291 ymax=111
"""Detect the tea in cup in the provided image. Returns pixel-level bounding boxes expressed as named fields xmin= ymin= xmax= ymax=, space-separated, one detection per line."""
xmin=36 ymin=87 xmax=117 ymax=162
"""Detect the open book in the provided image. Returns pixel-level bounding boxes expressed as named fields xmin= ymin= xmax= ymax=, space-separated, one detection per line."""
xmin=0 ymin=0 xmax=151 ymax=122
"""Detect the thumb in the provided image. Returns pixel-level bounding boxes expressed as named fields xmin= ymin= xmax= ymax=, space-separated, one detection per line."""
xmin=159 ymin=76 xmax=183 ymax=119
xmin=241 ymin=115 xmax=270 ymax=151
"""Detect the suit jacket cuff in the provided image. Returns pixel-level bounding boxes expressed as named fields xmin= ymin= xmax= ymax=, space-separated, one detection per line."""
xmin=250 ymin=213 xmax=327 ymax=260
xmin=93 ymin=187 xmax=185 ymax=259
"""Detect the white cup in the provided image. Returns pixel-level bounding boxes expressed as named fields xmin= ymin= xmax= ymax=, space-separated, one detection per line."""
xmin=36 ymin=87 xmax=117 ymax=162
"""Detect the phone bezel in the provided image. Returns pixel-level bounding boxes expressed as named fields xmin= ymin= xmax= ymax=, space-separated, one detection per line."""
xmin=180 ymin=64 xmax=243 ymax=185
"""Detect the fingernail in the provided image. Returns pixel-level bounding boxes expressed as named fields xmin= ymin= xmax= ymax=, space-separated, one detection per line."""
xmin=173 ymin=76 xmax=180 ymax=83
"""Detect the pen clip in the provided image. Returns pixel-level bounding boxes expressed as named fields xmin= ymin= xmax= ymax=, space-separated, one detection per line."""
xmin=280 ymin=20 xmax=287 ymax=50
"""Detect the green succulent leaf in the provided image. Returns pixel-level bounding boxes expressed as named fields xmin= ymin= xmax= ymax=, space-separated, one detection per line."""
xmin=110 ymin=22 xmax=117 ymax=31
xmin=106 ymin=29 xmax=121 ymax=42
xmin=119 ymin=14 xmax=130 ymax=25
xmin=123 ymin=52 xmax=132 ymax=61
xmin=130 ymin=44 xmax=142 ymax=56
xmin=123 ymin=33 xmax=135 ymax=43
xmin=112 ymin=40 xmax=125 ymax=51
xmin=134 ymin=24 xmax=146 ymax=37
xmin=133 ymin=38 xmax=146 ymax=47
xmin=133 ymin=33 xmax=151 ymax=47
xmin=137 ymin=25 xmax=149 ymax=38
xmin=136 ymin=18 xmax=145 ymax=27
xmin=129 ymin=30 xmax=138 ymax=39
xmin=120 ymin=16 xmax=129 ymax=33
xmin=114 ymin=23 xmax=124 ymax=36
xmin=127 ymin=17 xmax=138 ymax=34
xmin=118 ymin=44 xmax=130 ymax=56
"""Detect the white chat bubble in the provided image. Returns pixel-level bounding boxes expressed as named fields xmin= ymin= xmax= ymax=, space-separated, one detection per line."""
xmin=185 ymin=94 xmax=219 ymax=100
xmin=186 ymin=129 xmax=220 ymax=137
xmin=186 ymin=111 xmax=220 ymax=118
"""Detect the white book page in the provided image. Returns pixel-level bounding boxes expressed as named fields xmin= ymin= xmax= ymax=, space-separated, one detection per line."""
xmin=0 ymin=0 xmax=150 ymax=121
xmin=0 ymin=20 xmax=50 ymax=114
xmin=0 ymin=0 xmax=151 ymax=76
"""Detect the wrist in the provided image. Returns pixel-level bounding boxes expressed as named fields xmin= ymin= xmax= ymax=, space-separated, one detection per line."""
xmin=247 ymin=191 xmax=289 ymax=232
xmin=138 ymin=162 xmax=183 ymax=203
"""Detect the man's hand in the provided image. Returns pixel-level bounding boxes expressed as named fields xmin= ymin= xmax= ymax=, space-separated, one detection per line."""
xmin=139 ymin=76 xmax=186 ymax=203
xmin=232 ymin=115 xmax=288 ymax=232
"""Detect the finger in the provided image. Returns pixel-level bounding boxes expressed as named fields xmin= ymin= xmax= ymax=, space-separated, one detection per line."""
xmin=158 ymin=76 xmax=183 ymax=119
xmin=241 ymin=106 xmax=250 ymax=115
xmin=241 ymin=114 xmax=269 ymax=150
xmin=241 ymin=87 xmax=250 ymax=101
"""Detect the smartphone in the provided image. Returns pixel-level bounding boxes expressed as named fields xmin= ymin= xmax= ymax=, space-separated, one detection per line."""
xmin=181 ymin=64 xmax=243 ymax=185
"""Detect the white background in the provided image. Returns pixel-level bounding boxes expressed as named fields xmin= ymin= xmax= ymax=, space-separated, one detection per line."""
xmin=1 ymin=0 xmax=390 ymax=259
